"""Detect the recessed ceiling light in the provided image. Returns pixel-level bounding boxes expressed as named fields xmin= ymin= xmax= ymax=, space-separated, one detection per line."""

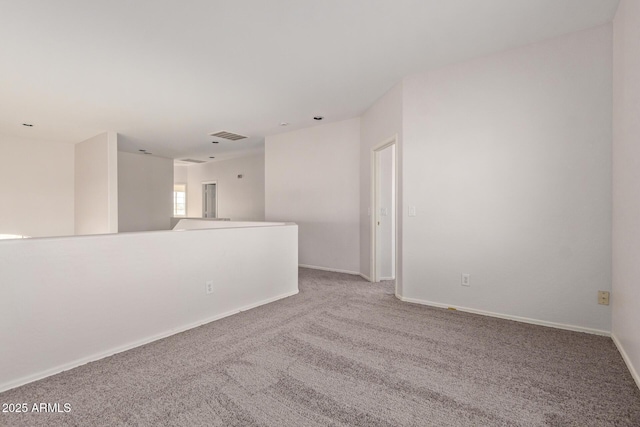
xmin=144 ymin=152 xmax=152 ymax=155
xmin=209 ymin=156 xmax=215 ymax=159
xmin=22 ymin=123 xmax=33 ymax=127
xmin=139 ymin=149 xmax=146 ymax=152
xmin=280 ymin=122 xmax=289 ymax=126
xmin=211 ymin=141 xmax=219 ymax=144
xmin=313 ymin=116 xmax=324 ymax=121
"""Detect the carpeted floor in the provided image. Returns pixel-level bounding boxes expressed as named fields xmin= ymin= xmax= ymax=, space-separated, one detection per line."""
xmin=1 ymin=268 xmax=640 ymax=426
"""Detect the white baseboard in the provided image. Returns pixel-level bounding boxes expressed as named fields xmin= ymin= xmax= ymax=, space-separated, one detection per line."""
xmin=360 ymin=273 xmax=372 ymax=282
xmin=299 ymin=264 xmax=361 ymax=276
xmin=612 ymin=334 xmax=640 ymax=391
xmin=0 ymin=289 xmax=298 ymax=394
xmin=239 ymin=290 xmax=299 ymax=312
xmin=380 ymin=277 xmax=395 ymax=281
xmin=397 ymin=295 xmax=610 ymax=337
xmin=298 ymin=264 xmax=373 ymax=283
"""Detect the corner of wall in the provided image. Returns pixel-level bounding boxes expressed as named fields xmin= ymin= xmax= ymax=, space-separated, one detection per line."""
xmin=107 ymin=132 xmax=118 ymax=233
xmin=74 ymin=131 xmax=119 ymax=235
xmin=359 ymin=80 xmax=405 ymax=293
xmin=612 ymin=0 xmax=640 ymax=391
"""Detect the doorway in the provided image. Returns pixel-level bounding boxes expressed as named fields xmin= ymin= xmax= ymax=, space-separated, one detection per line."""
xmin=202 ymin=182 xmax=218 ymax=218
xmin=372 ymin=138 xmax=397 ymax=289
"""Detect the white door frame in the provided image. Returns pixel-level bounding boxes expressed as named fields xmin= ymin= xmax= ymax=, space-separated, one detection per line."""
xmin=202 ymin=181 xmax=218 ymax=218
xmin=370 ymin=136 xmax=398 ymax=292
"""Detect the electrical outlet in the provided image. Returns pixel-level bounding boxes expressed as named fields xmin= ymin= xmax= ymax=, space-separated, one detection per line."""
xmin=461 ymin=274 xmax=470 ymax=287
xmin=598 ymin=291 xmax=610 ymax=305
xmin=408 ymin=206 xmax=417 ymax=217
xmin=205 ymin=281 xmax=214 ymax=294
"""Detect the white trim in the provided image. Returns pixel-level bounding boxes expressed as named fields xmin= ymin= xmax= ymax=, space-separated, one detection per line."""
xmin=299 ymin=264 xmax=361 ymax=276
xmin=298 ymin=264 xmax=372 ymax=282
xmin=0 ymin=289 xmax=298 ymax=394
xmin=371 ymin=135 xmax=398 ymax=294
xmin=397 ymin=295 xmax=610 ymax=337
xmin=612 ymin=333 xmax=640 ymax=391
xmin=379 ymin=277 xmax=394 ymax=281
xmin=238 ymin=290 xmax=299 ymax=312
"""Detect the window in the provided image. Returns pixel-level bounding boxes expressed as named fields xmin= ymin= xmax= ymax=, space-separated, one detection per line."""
xmin=173 ymin=184 xmax=187 ymax=217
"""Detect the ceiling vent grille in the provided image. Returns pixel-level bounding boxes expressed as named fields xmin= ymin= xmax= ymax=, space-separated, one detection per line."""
xmin=209 ymin=130 xmax=248 ymax=141
xmin=180 ymin=158 xmax=207 ymax=164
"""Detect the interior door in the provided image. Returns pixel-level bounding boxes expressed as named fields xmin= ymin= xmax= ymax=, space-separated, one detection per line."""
xmin=202 ymin=183 xmax=217 ymax=218
xmin=373 ymin=142 xmax=396 ymax=283
xmin=384 ymin=145 xmax=396 ymax=280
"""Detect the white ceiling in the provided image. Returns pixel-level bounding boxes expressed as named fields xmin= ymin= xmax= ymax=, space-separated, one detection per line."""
xmin=0 ymin=0 xmax=620 ymax=161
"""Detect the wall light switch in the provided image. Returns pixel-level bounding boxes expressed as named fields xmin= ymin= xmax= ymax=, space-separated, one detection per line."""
xmin=461 ymin=274 xmax=470 ymax=287
xmin=205 ymin=281 xmax=214 ymax=294
xmin=408 ymin=206 xmax=417 ymax=217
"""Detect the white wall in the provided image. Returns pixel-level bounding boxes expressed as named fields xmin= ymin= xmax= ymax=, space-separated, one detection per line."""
xmin=184 ymin=153 xmax=265 ymax=221
xmin=360 ymin=83 xmax=403 ymax=287
xmin=401 ymin=25 xmax=613 ymax=333
xmin=0 ymin=134 xmax=75 ymax=237
xmin=118 ymin=152 xmax=173 ymax=232
xmin=174 ymin=164 xmax=188 ymax=184
xmin=266 ymin=119 xmax=360 ymax=273
xmin=613 ymin=0 xmax=640 ymax=388
xmin=75 ymin=132 xmax=118 ymax=235
xmin=0 ymin=224 xmax=298 ymax=392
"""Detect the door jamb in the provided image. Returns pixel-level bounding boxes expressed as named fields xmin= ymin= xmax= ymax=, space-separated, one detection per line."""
xmin=371 ymin=136 xmax=398 ymax=293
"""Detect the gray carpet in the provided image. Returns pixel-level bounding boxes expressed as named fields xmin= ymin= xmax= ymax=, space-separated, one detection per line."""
xmin=1 ymin=268 xmax=639 ymax=426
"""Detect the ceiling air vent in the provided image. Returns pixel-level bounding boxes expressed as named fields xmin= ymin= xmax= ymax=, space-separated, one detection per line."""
xmin=180 ymin=158 xmax=207 ymax=164
xmin=209 ymin=130 xmax=247 ymax=141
